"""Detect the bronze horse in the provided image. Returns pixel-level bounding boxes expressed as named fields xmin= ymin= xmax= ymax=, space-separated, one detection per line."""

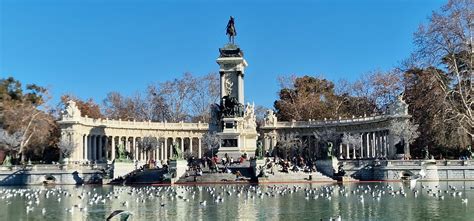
xmin=226 ymin=16 xmax=237 ymax=44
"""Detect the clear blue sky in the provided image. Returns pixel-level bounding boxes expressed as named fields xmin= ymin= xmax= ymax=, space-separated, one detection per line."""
xmin=0 ymin=0 xmax=445 ymax=108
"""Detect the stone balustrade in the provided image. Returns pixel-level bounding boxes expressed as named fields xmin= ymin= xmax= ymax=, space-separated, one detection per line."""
xmin=64 ymin=116 xmax=208 ymax=130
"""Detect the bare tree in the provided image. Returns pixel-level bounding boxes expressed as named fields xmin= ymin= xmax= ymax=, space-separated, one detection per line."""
xmin=152 ymin=73 xmax=195 ymax=122
xmin=342 ymin=132 xmax=362 ymax=158
xmin=4 ymin=101 xmax=55 ymax=163
xmin=313 ymin=128 xmax=338 ymax=143
xmin=342 ymin=133 xmax=362 ymax=148
xmin=139 ymin=136 xmax=160 ymax=160
xmin=389 ymin=120 xmax=420 ymax=157
xmin=274 ymin=132 xmax=304 ymax=160
xmin=0 ymin=128 xmax=21 ymax=154
xmin=202 ymin=131 xmax=219 ymax=157
xmin=188 ymin=73 xmax=220 ymax=123
xmin=58 ymin=138 xmax=76 ymax=160
xmin=413 ymin=0 xmax=473 ymax=141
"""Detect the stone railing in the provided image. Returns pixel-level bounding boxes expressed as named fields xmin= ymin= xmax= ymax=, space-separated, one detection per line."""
xmin=60 ymin=116 xmax=209 ymax=131
xmin=263 ymin=114 xmax=395 ymax=128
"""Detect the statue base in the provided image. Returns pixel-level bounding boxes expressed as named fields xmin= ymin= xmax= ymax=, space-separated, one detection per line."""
xmin=216 ymin=117 xmax=258 ymax=160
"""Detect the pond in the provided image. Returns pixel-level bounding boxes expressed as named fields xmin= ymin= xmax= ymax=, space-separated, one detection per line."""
xmin=0 ymin=181 xmax=473 ymax=220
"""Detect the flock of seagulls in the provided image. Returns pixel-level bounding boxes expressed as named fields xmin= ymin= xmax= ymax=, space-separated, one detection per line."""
xmin=0 ymin=182 xmax=471 ymax=220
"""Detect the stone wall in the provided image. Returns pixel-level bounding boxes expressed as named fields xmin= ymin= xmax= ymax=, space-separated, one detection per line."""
xmin=340 ymin=160 xmax=474 ymax=181
xmin=0 ymin=164 xmax=108 ymax=185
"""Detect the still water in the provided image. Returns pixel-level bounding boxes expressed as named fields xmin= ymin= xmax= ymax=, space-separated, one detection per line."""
xmin=0 ymin=181 xmax=473 ymax=221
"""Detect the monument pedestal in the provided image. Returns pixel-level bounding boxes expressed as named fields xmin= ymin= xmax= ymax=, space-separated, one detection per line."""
xmin=214 ymin=44 xmax=258 ymax=161
xmin=217 ymin=117 xmax=258 ymax=159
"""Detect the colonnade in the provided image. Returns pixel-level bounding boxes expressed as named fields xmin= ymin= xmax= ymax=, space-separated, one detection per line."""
xmin=78 ymin=134 xmax=203 ymax=163
xmin=338 ymin=130 xmax=390 ymax=159
xmin=262 ymin=130 xmax=393 ymax=160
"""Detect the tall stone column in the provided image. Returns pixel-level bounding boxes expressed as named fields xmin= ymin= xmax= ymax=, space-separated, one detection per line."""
xmin=164 ymin=138 xmax=168 ymax=160
xmin=352 ymin=143 xmax=356 ymax=159
xmin=133 ymin=137 xmax=137 ymax=161
xmin=374 ymin=132 xmax=378 ymax=158
xmin=371 ymin=132 xmax=376 ymax=158
xmin=140 ymin=137 xmax=145 ymax=161
xmin=366 ymin=133 xmax=370 ymax=159
xmin=111 ymin=136 xmax=116 ymax=160
xmin=360 ymin=133 xmax=364 ymax=159
xmin=198 ymin=138 xmax=202 ymax=158
xmin=238 ymin=72 xmax=244 ymax=104
xmin=346 ymin=144 xmax=350 ymax=159
xmin=180 ymin=137 xmax=184 ymax=153
xmin=84 ymin=135 xmax=89 ymax=162
xmin=339 ymin=143 xmax=343 ymax=158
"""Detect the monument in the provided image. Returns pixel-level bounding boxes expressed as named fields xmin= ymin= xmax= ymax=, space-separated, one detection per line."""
xmin=213 ymin=17 xmax=258 ymax=159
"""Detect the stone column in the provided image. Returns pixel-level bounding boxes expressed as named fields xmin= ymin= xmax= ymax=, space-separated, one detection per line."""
xmin=133 ymin=137 xmax=138 ymax=161
xmin=238 ymin=73 xmax=244 ymax=104
xmin=264 ymin=136 xmax=270 ymax=151
xmin=372 ymin=132 xmax=376 ymax=158
xmin=352 ymin=143 xmax=356 ymax=159
xmin=164 ymin=138 xmax=168 ymax=160
xmin=180 ymin=137 xmax=184 ymax=153
xmin=360 ymin=133 xmax=364 ymax=159
xmin=383 ymin=131 xmax=388 ymax=157
xmin=111 ymin=136 xmax=116 ymax=160
xmin=346 ymin=143 xmax=350 ymax=159
xmin=220 ymin=73 xmax=225 ymax=97
xmin=366 ymin=133 xmax=370 ymax=159
xmin=198 ymin=138 xmax=202 ymax=158
xmin=190 ymin=138 xmax=193 ymax=155
xmin=339 ymin=143 xmax=343 ymax=158
xmin=140 ymin=137 xmax=145 ymax=161
xmin=84 ymin=135 xmax=89 ymax=162
xmin=374 ymin=132 xmax=378 ymax=158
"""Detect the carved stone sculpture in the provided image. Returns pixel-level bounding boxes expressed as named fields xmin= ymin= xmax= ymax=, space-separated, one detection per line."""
xmin=61 ymin=100 xmax=81 ymax=120
xmin=243 ymin=102 xmax=256 ymax=129
xmin=389 ymin=95 xmax=409 ymax=116
xmin=264 ymin=109 xmax=277 ymax=126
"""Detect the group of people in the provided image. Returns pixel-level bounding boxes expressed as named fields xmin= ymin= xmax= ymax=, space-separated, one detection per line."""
xmin=260 ymin=156 xmax=317 ymax=176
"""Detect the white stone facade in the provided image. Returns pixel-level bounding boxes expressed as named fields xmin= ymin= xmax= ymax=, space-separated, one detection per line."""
xmin=58 ymin=114 xmax=208 ymax=164
xmin=261 ymin=113 xmax=411 ymax=160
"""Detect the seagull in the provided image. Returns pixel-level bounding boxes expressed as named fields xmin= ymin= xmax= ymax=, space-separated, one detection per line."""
xmin=462 ymin=198 xmax=468 ymax=204
xmin=106 ymin=210 xmax=132 ymax=221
